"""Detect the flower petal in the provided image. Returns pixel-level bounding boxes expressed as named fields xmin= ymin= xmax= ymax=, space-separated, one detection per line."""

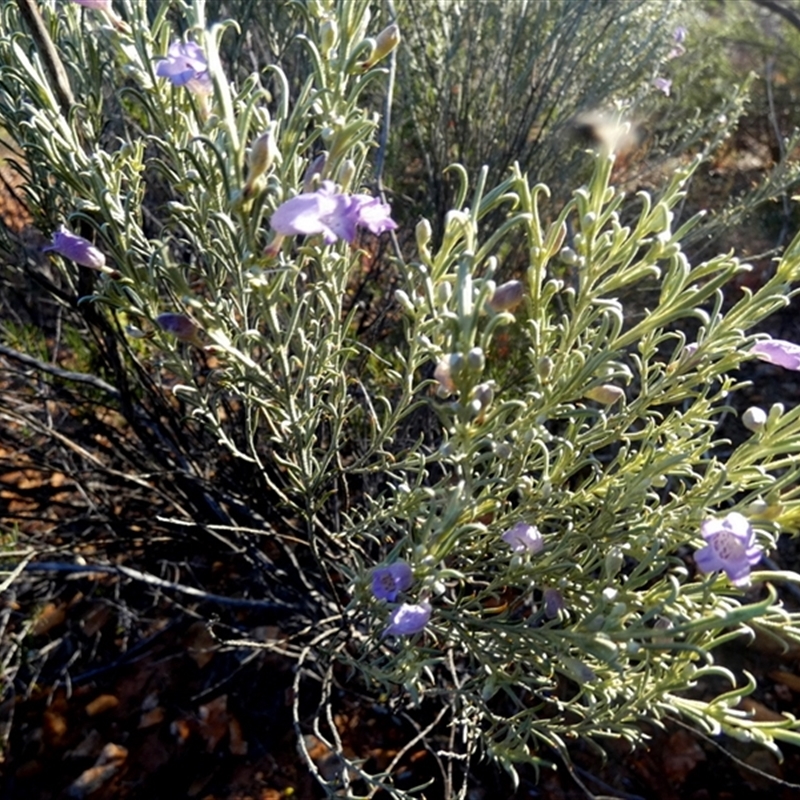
xmin=383 ymin=601 xmax=431 ymax=636
xmin=43 ymin=227 xmax=106 ymax=270
xmin=751 ymin=339 xmax=800 ymax=371
xmin=501 ymin=522 xmax=543 ymax=554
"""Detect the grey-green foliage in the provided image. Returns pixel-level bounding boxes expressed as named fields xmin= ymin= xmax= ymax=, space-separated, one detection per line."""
xmin=392 ymin=0 xmax=682 ymax=220
xmin=363 ymin=152 xmax=800 ymax=788
xmin=5 ymin=1 xmax=800 ymax=798
xmin=391 ymin=0 xmax=800 ymax=258
xmin=657 ymin=0 xmax=800 ymax=253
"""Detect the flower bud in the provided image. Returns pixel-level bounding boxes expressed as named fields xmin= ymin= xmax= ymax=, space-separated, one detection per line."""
xmin=302 ymin=153 xmax=327 ymax=192
xmin=466 ymin=347 xmax=485 ymax=372
xmin=543 ymin=588 xmax=565 ymax=619
xmin=494 ymin=442 xmax=512 ymax=460
xmin=481 ymin=677 xmax=498 ymax=701
xmin=244 ymin=125 xmax=278 ymax=197
xmin=156 ymin=313 xmax=202 ymax=344
xmin=394 ymin=289 xmax=415 ymax=313
xmin=604 ymin=547 xmax=624 ymax=578
xmin=653 ymin=617 xmax=674 ymax=645
xmin=337 ymin=158 xmax=356 ymax=192
xmin=742 ymin=406 xmax=767 ymax=433
xmin=473 ymin=382 xmax=494 ymax=410
xmin=601 ymin=586 xmax=618 ymax=603
xmin=319 ymin=17 xmax=338 ymax=57
xmin=584 ymin=384 xmax=625 ymax=405
xmin=307 ymin=0 xmax=329 ymax=18
xmin=468 ymin=398 xmax=483 ymax=417
xmin=126 ymin=325 xmax=151 ymax=341
xmin=441 ymin=210 xmax=470 ymax=251
xmin=748 ymin=499 xmax=783 ymax=521
xmin=487 ymin=279 xmax=525 ymax=312
xmin=434 ymin=354 xmax=462 ymax=396
xmin=359 ymin=23 xmax=400 ymax=69
xmin=436 ymin=281 xmax=452 ymax=305
xmin=560 ymin=247 xmax=580 ymax=265
xmin=416 ymin=217 xmax=432 ymax=250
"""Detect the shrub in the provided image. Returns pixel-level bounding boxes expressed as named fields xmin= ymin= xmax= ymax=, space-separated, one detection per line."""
xmin=4 ymin=1 xmax=800 ymax=798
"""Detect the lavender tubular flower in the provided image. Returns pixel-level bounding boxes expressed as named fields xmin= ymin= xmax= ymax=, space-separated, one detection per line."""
xmin=383 ymin=601 xmax=431 ymax=636
xmin=156 ymin=41 xmax=212 ymax=94
xmin=43 ymin=227 xmax=106 ymax=270
xmin=501 ymin=522 xmax=543 ymax=554
xmin=694 ymin=511 xmax=763 ymax=586
xmin=270 ymin=181 xmax=397 ymax=245
xmin=652 ymin=77 xmax=672 ymax=96
xmin=72 ymin=0 xmax=111 ymax=8
xmin=751 ymin=338 xmax=800 ymax=370
xmin=371 ymin=561 xmax=413 ymax=602
xmin=667 ymin=25 xmax=687 ymax=59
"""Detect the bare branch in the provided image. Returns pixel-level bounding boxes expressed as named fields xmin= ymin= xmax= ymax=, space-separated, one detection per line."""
xmin=19 ymin=560 xmax=301 ymax=612
xmin=752 ymin=0 xmax=800 ymax=33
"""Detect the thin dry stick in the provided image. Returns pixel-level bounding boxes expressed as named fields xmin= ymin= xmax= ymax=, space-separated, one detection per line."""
xmin=21 ymin=561 xmax=297 ymax=611
xmin=0 ymin=549 xmax=36 ymax=593
xmin=0 ymin=343 xmax=121 ymax=400
xmin=752 ymin=0 xmax=800 ymax=33
xmin=764 ymin=57 xmax=792 ymax=247
xmin=14 ymin=0 xmax=75 ymax=115
xmin=369 ymin=705 xmax=450 ymax=800
xmin=668 ymin=715 xmax=800 ymax=790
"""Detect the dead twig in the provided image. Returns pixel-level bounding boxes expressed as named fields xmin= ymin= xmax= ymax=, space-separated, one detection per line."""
xmin=14 ymin=0 xmax=75 ymax=116
xmin=0 ymin=343 xmax=121 ymax=400
xmin=19 ymin=560 xmax=300 ymax=612
xmin=752 ymin=0 xmax=800 ymax=33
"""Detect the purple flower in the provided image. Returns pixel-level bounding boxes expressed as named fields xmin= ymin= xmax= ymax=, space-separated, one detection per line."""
xmin=667 ymin=26 xmax=687 ymax=59
xmin=270 ymin=181 xmax=397 ymax=245
xmin=501 ymin=522 xmax=543 ymax=554
xmin=371 ymin=561 xmax=413 ymax=602
xmin=43 ymin=227 xmax=106 ymax=270
xmin=156 ymin=41 xmax=212 ymax=94
xmin=694 ymin=512 xmax=763 ymax=586
xmin=751 ymin=338 xmax=800 ymax=371
xmin=653 ymin=77 xmax=672 ymax=96
xmin=384 ymin=601 xmax=431 ymax=636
